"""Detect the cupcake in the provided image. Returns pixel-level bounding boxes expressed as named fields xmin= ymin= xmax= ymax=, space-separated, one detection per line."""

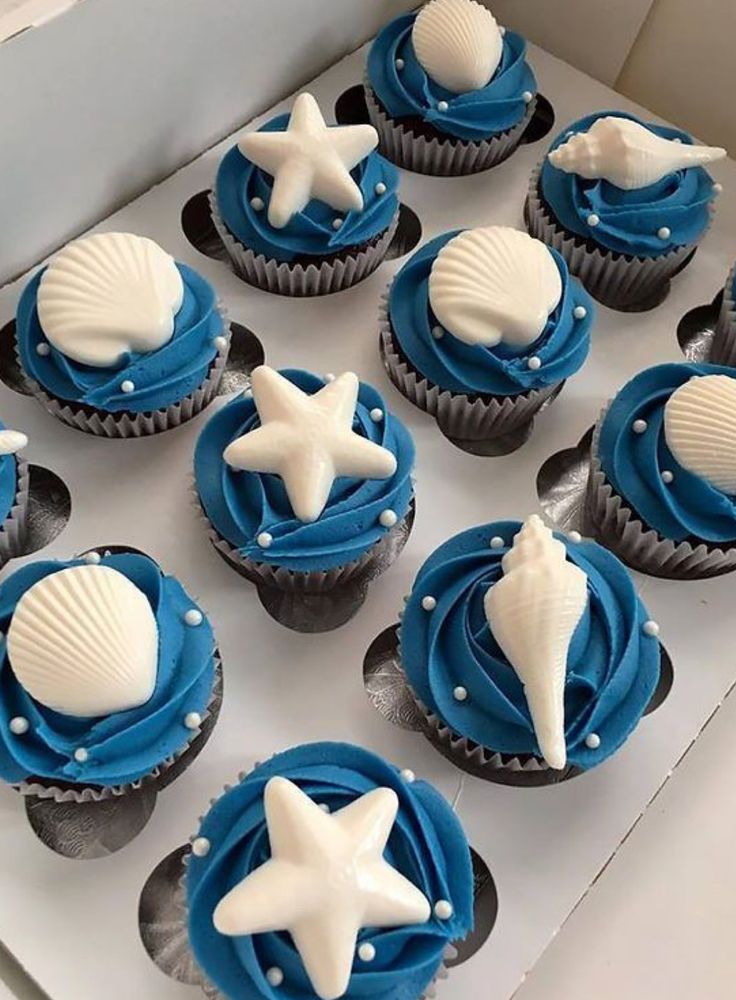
xmin=0 ymin=426 xmax=30 ymax=568
xmin=711 ymin=261 xmax=736 ymax=365
xmin=526 ymin=111 xmax=726 ymax=311
xmin=400 ymin=515 xmax=664 ymax=785
xmin=185 ymin=742 xmax=474 ymax=1000
xmin=365 ymin=0 xmax=537 ymax=175
xmin=380 ymin=226 xmax=593 ymax=452
xmin=0 ymin=551 xmax=219 ymax=851
xmin=587 ymin=362 xmax=736 ymax=579
xmin=15 ymin=232 xmax=229 ymax=437
xmin=211 ymin=91 xmax=399 ymax=296
xmin=194 ymin=366 xmax=415 ymax=631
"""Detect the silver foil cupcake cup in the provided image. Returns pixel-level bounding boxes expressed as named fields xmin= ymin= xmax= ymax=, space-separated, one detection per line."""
xmin=0 ymin=456 xmax=30 ymax=568
xmin=586 ymin=402 xmax=736 ymax=579
xmin=210 ymin=191 xmax=398 ymax=296
xmin=196 ymin=489 xmax=416 ymax=632
xmin=525 ymin=161 xmax=698 ymax=312
xmin=17 ymin=306 xmax=231 ymax=439
xmin=379 ymin=294 xmax=560 ymax=451
xmin=364 ymin=83 xmax=535 ymax=176
xmin=711 ymin=261 xmax=736 ymax=365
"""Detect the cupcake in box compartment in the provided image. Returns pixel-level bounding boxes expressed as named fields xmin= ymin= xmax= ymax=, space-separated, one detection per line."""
xmin=587 ymin=362 xmax=736 ymax=579
xmin=711 ymin=261 xmax=736 ymax=365
xmin=15 ymin=232 xmax=229 ymax=437
xmin=526 ymin=111 xmax=725 ymax=311
xmin=0 ymin=425 xmax=30 ymax=568
xmin=365 ymin=0 xmax=537 ymax=175
xmin=211 ymin=91 xmax=399 ymax=295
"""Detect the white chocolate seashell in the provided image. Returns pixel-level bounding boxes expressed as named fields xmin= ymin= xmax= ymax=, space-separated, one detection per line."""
xmin=412 ymin=0 xmax=503 ymax=93
xmin=0 ymin=430 xmax=28 ymax=455
xmin=664 ymin=374 xmax=736 ymax=495
xmin=428 ymin=227 xmax=562 ymax=348
xmin=7 ymin=565 xmax=159 ymax=718
xmin=37 ymin=232 xmax=184 ymax=368
xmin=548 ymin=116 xmax=726 ymax=191
xmin=484 ymin=515 xmax=588 ymax=769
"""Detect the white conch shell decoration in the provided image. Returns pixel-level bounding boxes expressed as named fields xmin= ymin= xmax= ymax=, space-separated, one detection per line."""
xmin=7 ymin=565 xmax=159 ymax=718
xmin=664 ymin=374 xmax=736 ymax=495
xmin=37 ymin=232 xmax=184 ymax=368
xmin=0 ymin=430 xmax=28 ymax=455
xmin=548 ymin=116 xmax=726 ymax=190
xmin=429 ymin=227 xmax=562 ymax=348
xmin=484 ymin=515 xmax=588 ymax=770
xmin=412 ymin=0 xmax=503 ymax=93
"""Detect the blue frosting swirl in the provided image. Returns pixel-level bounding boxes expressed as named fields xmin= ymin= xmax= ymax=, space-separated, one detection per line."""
xmin=597 ymin=362 xmax=736 ymax=544
xmin=16 ymin=263 xmax=223 ymax=413
xmin=401 ymin=521 xmax=661 ymax=769
xmin=0 ymin=422 xmax=19 ymax=527
xmin=540 ymin=111 xmax=717 ymax=257
xmin=194 ymin=370 xmax=415 ymax=573
xmin=388 ymin=231 xmax=593 ymax=396
xmin=367 ymin=13 xmax=536 ymax=141
xmin=187 ymin=742 xmax=474 ymax=1000
xmin=0 ymin=553 xmax=216 ymax=788
xmin=215 ymin=114 xmax=399 ymax=262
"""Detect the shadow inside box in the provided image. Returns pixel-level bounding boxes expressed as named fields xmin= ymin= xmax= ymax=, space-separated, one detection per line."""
xmin=676 ymin=289 xmax=723 ymax=362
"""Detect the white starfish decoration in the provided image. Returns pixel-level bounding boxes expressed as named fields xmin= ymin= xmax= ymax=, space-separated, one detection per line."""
xmin=238 ymin=91 xmax=378 ymax=228
xmin=213 ymin=777 xmax=431 ymax=1000
xmin=223 ymin=366 xmax=397 ymax=523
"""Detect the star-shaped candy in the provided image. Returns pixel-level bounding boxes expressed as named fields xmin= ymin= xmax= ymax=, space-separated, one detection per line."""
xmin=223 ymin=367 xmax=397 ymax=523
xmin=238 ymin=91 xmax=378 ymax=228
xmin=213 ymin=777 xmax=431 ymax=1000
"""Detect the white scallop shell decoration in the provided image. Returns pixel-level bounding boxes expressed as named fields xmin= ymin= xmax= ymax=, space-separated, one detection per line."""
xmin=36 ymin=232 xmax=184 ymax=368
xmin=664 ymin=374 xmax=736 ymax=495
xmin=547 ymin=116 xmax=726 ymax=190
xmin=7 ymin=565 xmax=159 ymax=718
xmin=428 ymin=227 xmax=563 ymax=348
xmin=412 ymin=0 xmax=503 ymax=93
xmin=0 ymin=430 xmax=28 ymax=455
xmin=484 ymin=515 xmax=588 ymax=770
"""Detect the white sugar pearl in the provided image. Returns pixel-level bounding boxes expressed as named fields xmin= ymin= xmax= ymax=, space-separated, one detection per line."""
xmin=191 ymin=837 xmax=211 ymax=858
xmin=490 ymin=536 xmax=504 ymax=549
xmin=214 ymin=336 xmax=228 ymax=353
xmin=573 ymin=306 xmax=587 ymax=320
xmin=527 ymin=356 xmax=542 ymax=371
xmin=358 ymin=943 xmax=376 ymax=962
xmin=395 ymin=58 xmax=405 ymax=70
xmin=662 ymin=470 xmax=674 ymax=484
xmin=453 ymin=686 xmax=468 ymax=702
xmin=437 ymin=100 xmax=449 ymax=112
xmin=184 ymin=609 xmax=203 ymax=627
xmin=632 ymin=419 xmax=648 ymax=434
xmin=587 ymin=213 xmax=600 ymax=227
xmin=250 ymin=196 xmax=265 ymax=211
xmin=379 ymin=509 xmax=398 ymax=528
xmin=36 ymin=342 xmax=51 ymax=356
xmin=713 ymin=182 xmax=723 ymax=194
xmin=9 ymin=717 xmax=29 ymax=736
xmin=434 ymin=900 xmax=453 ymax=920
xmin=568 ymin=531 xmax=582 ymax=543
xmin=319 ymin=803 xmax=331 ymax=813
xmin=74 ymin=748 xmax=89 ymax=764
xmin=257 ymin=531 xmax=273 ymax=548
xmin=400 ymin=768 xmax=416 ymax=783
xmin=375 ymin=182 xmax=387 ymax=196
xmin=332 ymin=217 xmax=344 ymax=230
xmin=324 ymin=373 xmax=335 ymax=382
xmin=120 ymin=379 xmax=135 ymax=394
xmin=266 ymin=968 xmax=284 ymax=988
xmin=184 ymin=712 xmax=202 ymax=731
xmin=522 ymin=90 xmax=533 ymax=104
xmin=83 ymin=551 xmax=101 ymax=565
xmin=658 ymin=227 xmax=671 ymax=240
xmin=370 ymin=407 xmax=384 ymax=422
xmin=643 ymin=620 xmax=660 ymax=638
xmin=421 ymin=595 xmax=437 ymax=611
xmin=585 ymin=733 xmax=601 ymax=750
xmin=431 ymin=325 xmax=444 ymax=340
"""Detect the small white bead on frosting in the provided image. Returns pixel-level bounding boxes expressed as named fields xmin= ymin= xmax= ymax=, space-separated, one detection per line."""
xmin=192 ymin=837 xmax=211 ymax=857
xmin=74 ymin=747 xmax=89 ymax=763
xmin=643 ymin=620 xmax=660 ymax=637
xmin=713 ymin=182 xmax=723 ymax=194
xmin=522 ymin=90 xmax=533 ymax=103
xmin=585 ymin=733 xmax=601 ymax=749
xmin=36 ymin=342 xmax=51 ymax=356
xmin=379 ymin=509 xmax=397 ymax=528
xmin=421 ymin=595 xmax=437 ymax=611
xmin=395 ymin=58 xmax=405 ymax=70
xmin=632 ymin=419 xmax=648 ymax=434
xmin=573 ymin=305 xmax=587 ymax=320
xmin=184 ymin=608 xmax=203 ymax=627
xmin=490 ymin=536 xmax=504 ymax=549
xmin=120 ymin=379 xmax=135 ymax=394
xmin=9 ymin=717 xmax=29 ymax=735
xmin=431 ymin=325 xmax=444 ymax=340
xmin=527 ymin=356 xmax=542 ymax=371
xmin=375 ymin=182 xmax=387 ymax=196
xmin=82 ymin=551 xmax=102 ymax=564
xmin=250 ymin=196 xmax=265 ymax=211
xmin=369 ymin=407 xmax=384 ymax=422
xmin=662 ymin=470 xmax=674 ymax=484
xmin=257 ymin=531 xmax=273 ymax=548
xmin=434 ymin=900 xmax=453 ymax=920
xmin=358 ymin=943 xmax=376 ymax=962
xmin=214 ymin=336 xmax=228 ymax=353
xmin=332 ymin=217 xmax=344 ymax=230
xmin=658 ymin=226 xmax=671 ymax=240
xmin=400 ymin=768 xmax=416 ymax=783
xmin=266 ymin=967 xmax=284 ymax=987
xmin=568 ymin=530 xmax=582 ymax=543
xmin=587 ymin=214 xmax=600 ymax=227
xmin=453 ymin=686 xmax=468 ymax=702
xmin=184 ymin=712 xmax=202 ymax=730
xmin=437 ymin=100 xmax=449 ymax=112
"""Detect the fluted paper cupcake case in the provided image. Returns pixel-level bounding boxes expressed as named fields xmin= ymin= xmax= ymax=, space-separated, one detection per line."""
xmin=364 ymin=82 xmax=535 ymax=176
xmin=209 ymin=191 xmax=398 ymax=296
xmin=0 ymin=456 xmax=30 ymax=567
xmin=586 ymin=403 xmax=736 ymax=579
xmin=15 ymin=650 xmax=223 ymax=805
xmin=16 ymin=305 xmax=232 ymax=438
xmin=525 ymin=161 xmax=699 ymax=311
xmin=711 ymin=261 xmax=736 ymax=365
xmin=379 ymin=294 xmax=560 ymax=442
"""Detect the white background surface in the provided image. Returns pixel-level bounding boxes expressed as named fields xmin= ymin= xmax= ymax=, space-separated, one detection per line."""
xmin=0 ymin=39 xmax=735 ymax=1000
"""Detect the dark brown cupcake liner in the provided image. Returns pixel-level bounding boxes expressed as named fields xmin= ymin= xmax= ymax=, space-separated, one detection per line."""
xmin=711 ymin=261 xmax=736 ymax=365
